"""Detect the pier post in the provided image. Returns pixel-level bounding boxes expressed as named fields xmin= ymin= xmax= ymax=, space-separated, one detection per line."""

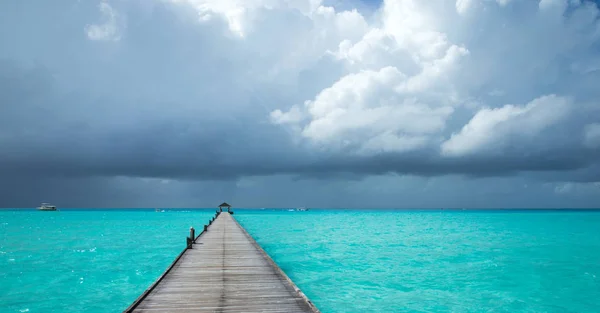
xmin=187 ymin=227 xmax=195 ymax=249
xmin=204 ymin=224 xmax=208 ymax=232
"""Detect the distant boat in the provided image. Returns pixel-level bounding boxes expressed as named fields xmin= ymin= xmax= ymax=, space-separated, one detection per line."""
xmin=288 ymin=207 xmax=309 ymax=212
xmin=37 ymin=203 xmax=57 ymax=211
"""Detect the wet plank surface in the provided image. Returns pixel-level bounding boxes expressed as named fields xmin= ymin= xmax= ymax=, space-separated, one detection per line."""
xmin=127 ymin=212 xmax=320 ymax=313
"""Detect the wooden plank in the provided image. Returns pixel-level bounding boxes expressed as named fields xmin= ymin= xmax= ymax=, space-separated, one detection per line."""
xmin=125 ymin=212 xmax=320 ymax=313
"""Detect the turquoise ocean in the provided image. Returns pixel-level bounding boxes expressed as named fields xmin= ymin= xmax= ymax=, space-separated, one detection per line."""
xmin=1 ymin=209 xmax=599 ymax=312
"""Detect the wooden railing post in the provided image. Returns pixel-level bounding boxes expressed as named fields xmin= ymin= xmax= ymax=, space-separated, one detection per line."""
xmin=187 ymin=227 xmax=195 ymax=249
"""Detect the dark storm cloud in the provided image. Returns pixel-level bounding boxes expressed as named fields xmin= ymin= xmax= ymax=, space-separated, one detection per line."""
xmin=1 ymin=0 xmax=600 ymax=207
xmin=0 ymin=1 xmax=304 ymax=180
xmin=0 ymin=56 xmax=599 ymax=183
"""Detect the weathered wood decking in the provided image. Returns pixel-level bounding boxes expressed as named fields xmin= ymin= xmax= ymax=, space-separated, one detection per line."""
xmin=124 ymin=212 xmax=320 ymax=313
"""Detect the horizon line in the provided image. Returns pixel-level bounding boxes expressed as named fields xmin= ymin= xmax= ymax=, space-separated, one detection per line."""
xmin=2 ymin=207 xmax=600 ymax=210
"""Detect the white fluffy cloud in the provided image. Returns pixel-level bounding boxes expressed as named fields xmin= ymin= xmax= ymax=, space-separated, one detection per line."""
xmin=441 ymin=95 xmax=571 ymax=157
xmin=269 ymin=0 xmax=600 ymax=162
xmin=85 ymin=2 xmax=121 ymax=41
xmin=295 ymin=66 xmax=455 ymax=154
xmin=270 ymin=0 xmax=472 ymax=154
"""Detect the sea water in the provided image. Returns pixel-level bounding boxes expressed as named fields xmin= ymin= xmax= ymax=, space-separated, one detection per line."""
xmin=1 ymin=209 xmax=600 ymax=312
xmin=0 ymin=209 xmax=214 ymax=313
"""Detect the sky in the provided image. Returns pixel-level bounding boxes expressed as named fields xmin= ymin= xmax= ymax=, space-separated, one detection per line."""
xmin=1 ymin=0 xmax=600 ymax=208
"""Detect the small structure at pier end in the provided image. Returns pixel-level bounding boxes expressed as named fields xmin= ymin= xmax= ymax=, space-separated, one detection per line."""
xmin=218 ymin=202 xmax=233 ymax=214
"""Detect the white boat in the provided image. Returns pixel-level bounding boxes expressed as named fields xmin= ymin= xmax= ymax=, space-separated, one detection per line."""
xmin=37 ymin=203 xmax=57 ymax=211
xmin=288 ymin=207 xmax=309 ymax=212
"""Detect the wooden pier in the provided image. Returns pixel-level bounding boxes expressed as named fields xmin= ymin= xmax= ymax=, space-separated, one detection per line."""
xmin=124 ymin=209 xmax=320 ymax=313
